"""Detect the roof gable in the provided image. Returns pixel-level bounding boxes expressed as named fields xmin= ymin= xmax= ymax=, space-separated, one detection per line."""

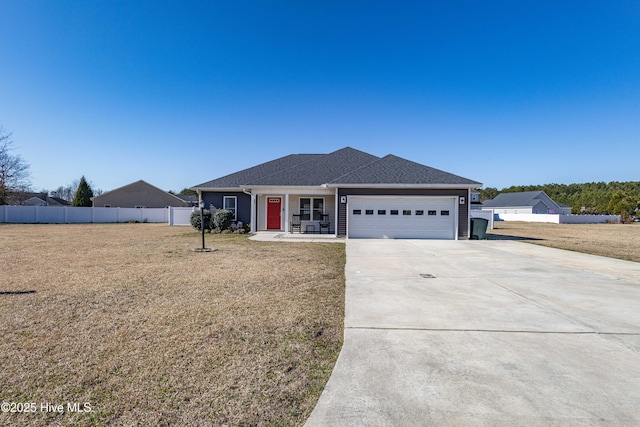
xmin=23 ymin=196 xmax=47 ymax=206
xmin=93 ymin=180 xmax=186 ymax=204
xmin=250 ymin=147 xmax=380 ymax=186
xmin=329 ymin=154 xmax=481 ymax=186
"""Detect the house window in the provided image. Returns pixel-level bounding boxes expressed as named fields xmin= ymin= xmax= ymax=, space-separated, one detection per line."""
xmin=313 ymin=199 xmax=324 ymax=220
xmin=441 ymin=210 xmax=450 ymax=216
xmin=300 ymin=198 xmax=324 ymax=220
xmin=353 ymin=209 xmax=362 ymax=215
xmin=223 ymin=196 xmax=237 ymax=220
xmin=104 ymin=204 xmax=111 ymax=208
xmin=428 ymin=210 xmax=437 ymax=216
xmin=365 ymin=210 xmax=374 ymax=215
xmin=416 ymin=210 xmax=424 ymax=216
xmin=390 ymin=210 xmax=398 ymax=215
xmin=378 ymin=210 xmax=386 ymax=215
xmin=403 ymin=210 xmax=411 ymax=215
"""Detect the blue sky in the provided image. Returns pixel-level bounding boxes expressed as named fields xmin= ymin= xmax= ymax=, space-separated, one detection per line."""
xmin=1 ymin=1 xmax=639 ymax=193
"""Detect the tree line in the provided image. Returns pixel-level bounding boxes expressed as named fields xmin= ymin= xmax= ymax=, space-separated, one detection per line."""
xmin=479 ymin=182 xmax=640 ymax=220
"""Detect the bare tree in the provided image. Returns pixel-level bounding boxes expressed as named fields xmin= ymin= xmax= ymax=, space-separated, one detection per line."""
xmin=50 ymin=178 xmax=102 ymax=203
xmin=0 ymin=127 xmax=31 ymax=205
xmin=50 ymin=186 xmax=66 ymax=200
xmin=50 ymin=185 xmax=76 ymax=203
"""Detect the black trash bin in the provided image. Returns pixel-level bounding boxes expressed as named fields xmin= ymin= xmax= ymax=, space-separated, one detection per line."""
xmin=470 ymin=218 xmax=489 ymax=240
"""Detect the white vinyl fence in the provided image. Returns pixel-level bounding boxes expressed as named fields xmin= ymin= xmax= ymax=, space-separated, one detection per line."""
xmin=495 ymin=213 xmax=621 ymax=224
xmin=0 ymin=206 xmax=196 ymax=226
xmin=168 ymin=207 xmax=197 ymax=226
xmin=470 ymin=209 xmax=494 ymax=230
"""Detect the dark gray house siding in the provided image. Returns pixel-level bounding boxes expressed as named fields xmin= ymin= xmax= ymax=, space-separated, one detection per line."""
xmin=201 ymin=192 xmax=251 ymax=226
xmin=337 ymin=188 xmax=470 ymax=239
xmin=338 ymin=198 xmax=347 ymax=237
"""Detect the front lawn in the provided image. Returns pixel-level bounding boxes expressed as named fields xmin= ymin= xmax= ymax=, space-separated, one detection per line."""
xmin=488 ymin=221 xmax=640 ymax=262
xmin=0 ymin=224 xmax=345 ymax=426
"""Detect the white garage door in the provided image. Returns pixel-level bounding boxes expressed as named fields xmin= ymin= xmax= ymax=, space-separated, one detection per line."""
xmin=348 ymin=196 xmax=457 ymax=239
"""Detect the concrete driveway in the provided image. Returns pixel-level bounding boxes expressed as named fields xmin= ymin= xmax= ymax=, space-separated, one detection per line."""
xmin=306 ymin=240 xmax=640 ymax=426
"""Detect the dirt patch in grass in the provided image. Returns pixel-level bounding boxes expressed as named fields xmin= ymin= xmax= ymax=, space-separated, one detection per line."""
xmin=0 ymin=224 xmax=345 ymax=426
xmin=488 ymin=221 xmax=640 ymax=263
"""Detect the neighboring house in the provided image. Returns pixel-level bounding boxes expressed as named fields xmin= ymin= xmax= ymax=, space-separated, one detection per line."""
xmin=21 ymin=193 xmax=69 ymax=206
xmin=482 ymin=191 xmax=573 ymax=215
xmin=175 ymin=194 xmax=198 ymax=207
xmin=469 ymin=190 xmax=482 ymax=209
xmin=192 ymin=147 xmax=481 ymax=239
xmin=92 ymin=180 xmax=190 ymax=208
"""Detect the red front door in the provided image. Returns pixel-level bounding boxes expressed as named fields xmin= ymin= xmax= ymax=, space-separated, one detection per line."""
xmin=267 ymin=198 xmax=281 ymax=229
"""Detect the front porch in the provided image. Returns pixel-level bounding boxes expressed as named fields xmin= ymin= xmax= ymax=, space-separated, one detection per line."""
xmin=249 ymin=189 xmax=337 ymax=236
xmin=249 ymin=231 xmax=345 ymax=243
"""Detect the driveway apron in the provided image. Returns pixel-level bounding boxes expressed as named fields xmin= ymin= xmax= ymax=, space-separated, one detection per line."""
xmin=306 ymin=239 xmax=640 ymax=426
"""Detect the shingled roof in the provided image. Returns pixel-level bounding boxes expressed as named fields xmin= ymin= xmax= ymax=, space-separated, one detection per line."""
xmin=193 ymin=153 xmax=323 ymax=188
xmin=329 ymin=154 xmax=480 ymax=186
xmin=251 ymin=147 xmax=380 ymax=186
xmin=483 ymin=191 xmax=564 ymax=210
xmin=194 ymin=147 xmax=481 ymax=188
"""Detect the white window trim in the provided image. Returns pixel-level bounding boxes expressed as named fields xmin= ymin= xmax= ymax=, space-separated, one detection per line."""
xmin=299 ymin=197 xmax=325 ymax=221
xmin=223 ymin=196 xmax=237 ymax=220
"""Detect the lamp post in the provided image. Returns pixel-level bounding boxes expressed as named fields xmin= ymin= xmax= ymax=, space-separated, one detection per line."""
xmin=193 ymin=199 xmax=216 ymax=253
xmin=199 ymin=199 xmax=206 ymax=250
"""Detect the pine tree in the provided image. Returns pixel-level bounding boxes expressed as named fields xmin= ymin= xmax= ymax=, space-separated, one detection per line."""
xmin=72 ymin=176 xmax=94 ymax=207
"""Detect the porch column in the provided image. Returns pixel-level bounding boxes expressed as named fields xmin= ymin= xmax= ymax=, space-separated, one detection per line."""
xmin=250 ymin=193 xmax=256 ymax=233
xmin=284 ymin=193 xmax=290 ymax=234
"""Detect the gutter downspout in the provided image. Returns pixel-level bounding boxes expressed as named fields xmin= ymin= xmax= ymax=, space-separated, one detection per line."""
xmin=242 ymin=188 xmax=256 ymax=233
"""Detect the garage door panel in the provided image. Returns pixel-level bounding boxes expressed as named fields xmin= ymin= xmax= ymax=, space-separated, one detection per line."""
xmin=348 ymin=197 xmax=456 ymax=239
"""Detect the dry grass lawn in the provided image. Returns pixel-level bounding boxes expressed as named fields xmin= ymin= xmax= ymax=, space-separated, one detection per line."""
xmin=488 ymin=221 xmax=640 ymax=263
xmin=0 ymin=224 xmax=345 ymax=426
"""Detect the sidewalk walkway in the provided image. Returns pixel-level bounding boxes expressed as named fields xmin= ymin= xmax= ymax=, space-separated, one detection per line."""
xmin=249 ymin=231 xmax=345 ymax=243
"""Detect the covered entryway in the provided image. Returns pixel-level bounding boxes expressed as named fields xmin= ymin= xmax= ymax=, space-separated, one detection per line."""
xmin=347 ymin=196 xmax=457 ymax=239
xmin=267 ymin=197 xmax=281 ymax=229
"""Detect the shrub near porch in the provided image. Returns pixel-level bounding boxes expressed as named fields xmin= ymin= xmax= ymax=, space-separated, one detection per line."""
xmin=0 ymin=224 xmax=345 ymax=426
